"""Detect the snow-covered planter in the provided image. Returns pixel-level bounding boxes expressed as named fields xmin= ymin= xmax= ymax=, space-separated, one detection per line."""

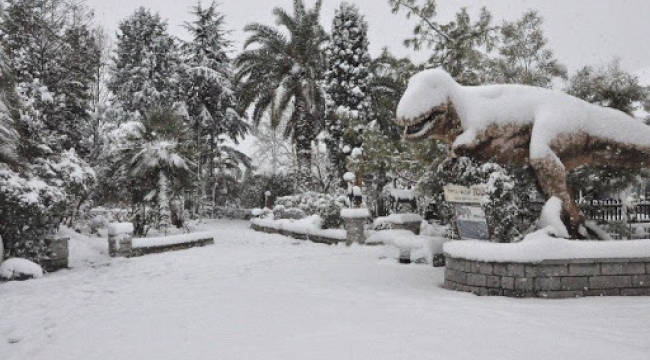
xmin=249 ymin=216 xmax=346 ymax=244
xmin=443 ymin=229 xmax=650 ymax=298
xmin=131 ymin=232 xmax=214 ymax=257
xmin=0 ymin=258 xmax=44 ymax=281
xmin=108 ymin=222 xmax=133 ymax=258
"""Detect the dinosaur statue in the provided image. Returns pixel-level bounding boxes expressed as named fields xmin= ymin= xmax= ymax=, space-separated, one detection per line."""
xmin=395 ymin=68 xmax=650 ymax=238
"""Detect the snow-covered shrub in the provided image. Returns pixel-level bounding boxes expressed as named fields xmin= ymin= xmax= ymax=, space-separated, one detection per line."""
xmin=370 ymin=217 xmax=392 ymax=231
xmin=89 ymin=215 xmax=110 ymax=234
xmin=0 ymin=164 xmax=66 ymax=261
xmin=319 ymin=200 xmax=344 ymax=229
xmin=419 ymin=157 xmax=542 ymax=242
xmin=281 ymin=207 xmax=307 ymax=220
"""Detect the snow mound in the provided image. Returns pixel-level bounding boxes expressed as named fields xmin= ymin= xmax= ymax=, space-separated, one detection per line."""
xmin=108 ymin=222 xmax=134 ymax=236
xmin=444 ymin=228 xmax=650 ymax=262
xmin=0 ymin=258 xmax=44 ymax=280
xmin=340 ymin=208 xmax=371 ymax=219
xmin=386 ymin=213 xmax=423 ymax=224
xmin=536 ymin=197 xmax=569 ymax=238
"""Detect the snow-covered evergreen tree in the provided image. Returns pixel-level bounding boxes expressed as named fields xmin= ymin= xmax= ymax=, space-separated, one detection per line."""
xmin=180 ymin=1 xmax=249 ymax=209
xmin=109 ymin=7 xmax=180 ymax=115
xmin=1 ymin=0 xmax=100 ymax=156
xmin=324 ymin=2 xmax=371 ymax=185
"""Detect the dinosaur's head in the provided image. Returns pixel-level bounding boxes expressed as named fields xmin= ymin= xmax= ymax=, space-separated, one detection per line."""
xmin=395 ymin=69 xmax=460 ymax=142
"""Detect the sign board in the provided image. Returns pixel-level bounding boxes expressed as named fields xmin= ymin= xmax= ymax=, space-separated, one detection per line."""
xmin=454 ymin=204 xmax=489 ymax=240
xmin=443 ymin=184 xmax=486 ymax=204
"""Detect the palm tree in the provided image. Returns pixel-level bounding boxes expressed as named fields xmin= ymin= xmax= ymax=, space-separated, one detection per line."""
xmin=235 ymin=0 xmax=327 ymax=193
xmin=118 ymin=108 xmax=195 ymax=230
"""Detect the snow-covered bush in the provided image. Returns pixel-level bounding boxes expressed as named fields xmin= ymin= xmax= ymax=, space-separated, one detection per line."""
xmin=318 ymin=199 xmax=344 ymax=229
xmin=370 ymin=217 xmax=392 ymax=231
xmin=419 ymin=157 xmax=542 ymax=242
xmin=0 ymin=258 xmax=44 ymax=281
xmin=285 ymin=207 xmax=308 ymax=220
xmin=0 ymin=164 xmax=66 ymax=261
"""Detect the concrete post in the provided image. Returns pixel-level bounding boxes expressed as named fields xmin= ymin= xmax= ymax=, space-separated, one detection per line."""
xmin=108 ymin=222 xmax=134 ymax=258
xmin=341 ymin=208 xmax=371 ymax=246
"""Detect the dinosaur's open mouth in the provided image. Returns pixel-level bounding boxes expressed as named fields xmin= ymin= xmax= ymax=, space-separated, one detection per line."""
xmin=400 ymin=108 xmax=446 ymax=138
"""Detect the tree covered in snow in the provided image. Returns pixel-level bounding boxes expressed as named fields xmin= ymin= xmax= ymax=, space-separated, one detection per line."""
xmin=486 ymin=10 xmax=567 ymax=87
xmin=389 ymin=0 xmax=497 ymax=85
xmin=1 ymin=0 xmax=101 ymax=156
xmin=109 ymin=7 xmax=180 ymax=115
xmin=103 ymin=108 xmax=195 ymax=227
xmin=0 ymin=43 xmax=19 ymax=167
xmin=367 ymin=49 xmax=420 ymax=140
xmin=180 ymin=1 xmax=249 ymax=211
xmin=235 ymin=0 xmax=327 ymax=193
xmin=565 ymin=59 xmax=650 ymax=199
xmin=324 ymin=2 xmax=371 ymax=183
xmin=566 ymin=59 xmax=648 ymax=116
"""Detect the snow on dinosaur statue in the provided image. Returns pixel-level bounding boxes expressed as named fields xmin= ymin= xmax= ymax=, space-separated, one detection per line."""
xmin=395 ymin=68 xmax=650 ymax=239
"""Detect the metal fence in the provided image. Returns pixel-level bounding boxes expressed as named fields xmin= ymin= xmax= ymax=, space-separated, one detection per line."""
xmin=583 ymin=199 xmax=650 ymax=223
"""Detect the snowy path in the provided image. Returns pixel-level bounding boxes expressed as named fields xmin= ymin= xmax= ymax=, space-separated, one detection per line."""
xmin=2 ymin=220 xmax=650 ymax=360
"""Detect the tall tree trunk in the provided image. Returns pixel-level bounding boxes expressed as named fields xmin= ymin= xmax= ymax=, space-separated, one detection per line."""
xmin=294 ymin=112 xmax=313 ymax=193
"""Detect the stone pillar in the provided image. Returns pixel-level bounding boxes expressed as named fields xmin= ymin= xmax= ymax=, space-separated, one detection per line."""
xmin=108 ymin=222 xmax=134 ymax=258
xmin=341 ymin=208 xmax=371 ymax=246
xmin=41 ymin=238 xmax=69 ymax=272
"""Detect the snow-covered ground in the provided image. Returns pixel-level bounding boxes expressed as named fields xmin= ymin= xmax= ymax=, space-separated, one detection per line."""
xmin=2 ymin=220 xmax=650 ymax=360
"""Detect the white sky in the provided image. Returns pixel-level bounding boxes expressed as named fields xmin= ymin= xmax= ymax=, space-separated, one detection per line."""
xmin=86 ymin=0 xmax=650 ymax=74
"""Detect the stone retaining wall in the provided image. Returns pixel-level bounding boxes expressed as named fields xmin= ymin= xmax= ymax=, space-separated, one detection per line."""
xmin=131 ymin=238 xmax=214 ymax=257
xmin=250 ymin=223 xmax=341 ymax=245
xmin=444 ymin=254 xmax=650 ymax=298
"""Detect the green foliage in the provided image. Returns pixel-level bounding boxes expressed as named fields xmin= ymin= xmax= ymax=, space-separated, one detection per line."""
xmin=486 ymin=11 xmax=567 ymax=87
xmin=389 ymin=0 xmax=497 ymax=85
xmin=566 ymin=59 xmax=648 ymax=115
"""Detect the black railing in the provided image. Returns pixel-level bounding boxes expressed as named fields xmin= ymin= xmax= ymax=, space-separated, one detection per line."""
xmin=583 ymin=200 xmax=650 ymax=223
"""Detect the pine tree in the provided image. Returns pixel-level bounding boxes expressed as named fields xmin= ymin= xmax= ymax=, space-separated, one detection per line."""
xmin=181 ymin=1 xmax=249 ymax=210
xmin=324 ymin=2 xmax=372 ymax=185
xmin=109 ymin=7 xmax=180 ymax=115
